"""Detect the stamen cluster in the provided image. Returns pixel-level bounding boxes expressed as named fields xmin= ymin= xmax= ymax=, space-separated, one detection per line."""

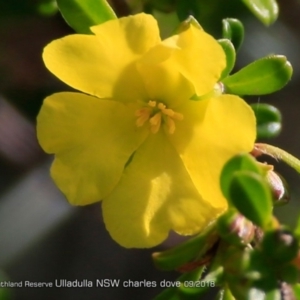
xmin=136 ymin=101 xmax=183 ymax=134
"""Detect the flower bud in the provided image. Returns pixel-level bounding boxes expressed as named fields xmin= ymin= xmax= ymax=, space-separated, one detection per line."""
xmin=266 ymin=170 xmax=290 ymax=205
xmin=217 ymin=209 xmax=255 ymax=246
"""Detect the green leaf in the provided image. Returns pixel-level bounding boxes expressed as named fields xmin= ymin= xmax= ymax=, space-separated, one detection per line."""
xmin=152 ymin=222 xmax=218 ymax=271
xmin=250 ymin=103 xmax=281 ymax=139
xmin=222 ymin=19 xmax=244 ymax=51
xmin=241 ymin=0 xmax=279 ymax=26
xmin=218 ymin=39 xmax=236 ymax=79
xmin=250 ymin=104 xmax=281 ymax=124
xmin=56 ymin=0 xmax=116 ymax=34
xmin=220 ymin=153 xmax=261 ymax=201
xmin=222 ymin=55 xmax=293 ymax=96
xmin=228 ymin=171 xmax=273 ymax=228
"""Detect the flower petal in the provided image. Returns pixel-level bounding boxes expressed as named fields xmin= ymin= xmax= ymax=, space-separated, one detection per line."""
xmin=37 ymin=92 xmax=148 ymax=205
xmin=137 ymin=39 xmax=195 ymax=108
xmin=168 ymin=94 xmax=256 ymax=208
xmin=171 ymin=23 xmax=226 ymax=96
xmin=43 ymin=13 xmax=160 ymax=101
xmin=102 ymin=131 xmax=223 ymax=248
xmin=137 ymin=23 xmax=225 ymax=107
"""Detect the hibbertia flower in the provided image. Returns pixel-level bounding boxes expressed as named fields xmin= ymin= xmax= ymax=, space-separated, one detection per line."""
xmin=37 ymin=13 xmax=256 ymax=247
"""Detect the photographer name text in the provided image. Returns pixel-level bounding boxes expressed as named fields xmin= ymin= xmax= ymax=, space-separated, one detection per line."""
xmin=0 ymin=279 xmax=215 ymax=288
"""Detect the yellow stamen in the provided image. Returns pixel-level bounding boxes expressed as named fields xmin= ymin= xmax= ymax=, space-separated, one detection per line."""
xmin=172 ymin=112 xmax=184 ymax=121
xmin=135 ymin=101 xmax=183 ymax=134
xmin=157 ymin=103 xmax=166 ymax=110
xmin=166 ymin=116 xmax=176 ymax=134
xmin=149 ymin=113 xmax=162 ymax=134
xmin=135 ymin=108 xmax=152 ymax=127
xmin=148 ymin=100 xmax=157 ymax=107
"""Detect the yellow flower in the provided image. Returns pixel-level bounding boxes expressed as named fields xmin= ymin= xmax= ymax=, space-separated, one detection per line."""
xmin=37 ymin=13 xmax=256 ymax=248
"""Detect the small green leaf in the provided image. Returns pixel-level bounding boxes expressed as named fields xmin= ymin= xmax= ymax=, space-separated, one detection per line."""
xmin=220 ymin=153 xmax=261 ymax=201
xmin=251 ymin=103 xmax=281 ymax=139
xmin=152 ymin=222 xmax=218 ymax=271
xmin=241 ymin=0 xmax=279 ymax=26
xmin=222 ymin=55 xmax=293 ymax=96
xmin=218 ymin=39 xmax=236 ymax=79
xmin=251 ymin=104 xmax=281 ymax=123
xmin=56 ymin=0 xmax=116 ymax=34
xmin=228 ymin=171 xmax=273 ymax=228
xmin=222 ymin=19 xmax=244 ymax=51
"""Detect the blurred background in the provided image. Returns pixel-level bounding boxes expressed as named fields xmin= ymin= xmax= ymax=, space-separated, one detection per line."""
xmin=0 ymin=0 xmax=300 ymax=299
